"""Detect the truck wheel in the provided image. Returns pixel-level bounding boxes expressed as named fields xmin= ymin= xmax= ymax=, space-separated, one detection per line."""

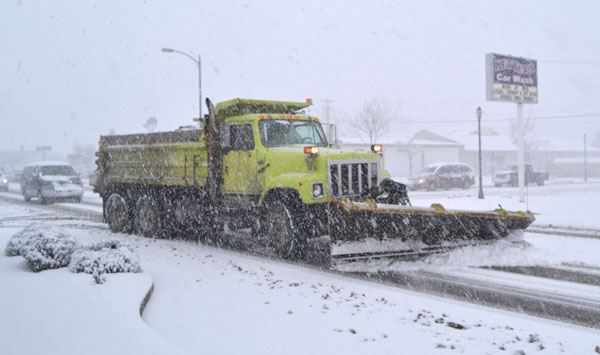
xmin=537 ymin=180 xmax=545 ymax=186
xmin=23 ymin=194 xmax=31 ymax=202
xmin=38 ymin=192 xmax=50 ymax=205
xmin=135 ymin=195 xmax=162 ymax=238
xmin=264 ymin=200 xmax=306 ymax=259
xmin=106 ymin=193 xmax=131 ymax=233
xmin=462 ymin=180 xmax=471 ymax=189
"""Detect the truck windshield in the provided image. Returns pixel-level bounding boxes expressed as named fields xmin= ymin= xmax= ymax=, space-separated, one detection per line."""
xmin=41 ymin=165 xmax=76 ymax=176
xmin=259 ymin=119 xmax=328 ymax=147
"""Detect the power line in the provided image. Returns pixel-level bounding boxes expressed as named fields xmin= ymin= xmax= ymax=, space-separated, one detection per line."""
xmin=539 ymin=59 xmax=600 ymax=67
xmin=403 ymin=112 xmax=600 ymax=125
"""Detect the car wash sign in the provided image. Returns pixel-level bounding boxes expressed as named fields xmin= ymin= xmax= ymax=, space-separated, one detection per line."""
xmin=486 ymin=53 xmax=538 ymax=103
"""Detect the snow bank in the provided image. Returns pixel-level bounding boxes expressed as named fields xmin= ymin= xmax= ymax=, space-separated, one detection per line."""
xmin=70 ymin=239 xmax=141 ymax=284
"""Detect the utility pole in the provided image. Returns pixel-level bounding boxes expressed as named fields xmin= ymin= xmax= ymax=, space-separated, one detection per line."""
xmin=476 ymin=107 xmax=484 ymax=199
xmin=584 ymin=134 xmax=588 ymax=182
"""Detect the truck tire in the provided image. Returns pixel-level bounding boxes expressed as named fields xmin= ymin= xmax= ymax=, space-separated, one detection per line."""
xmin=135 ymin=195 xmax=162 ymax=238
xmin=106 ymin=193 xmax=132 ymax=233
xmin=263 ymin=200 xmax=306 ymax=259
xmin=537 ymin=180 xmax=545 ymax=186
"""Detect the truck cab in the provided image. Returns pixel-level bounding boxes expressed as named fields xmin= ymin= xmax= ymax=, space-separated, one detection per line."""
xmin=215 ymin=99 xmax=385 ymax=206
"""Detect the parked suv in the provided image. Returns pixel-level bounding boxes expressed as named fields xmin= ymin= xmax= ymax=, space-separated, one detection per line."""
xmin=409 ymin=163 xmax=475 ymax=191
xmin=21 ymin=162 xmax=83 ymax=204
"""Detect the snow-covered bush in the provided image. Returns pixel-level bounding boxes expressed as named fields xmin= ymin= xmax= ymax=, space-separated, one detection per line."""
xmin=4 ymin=224 xmax=45 ymax=256
xmin=70 ymin=239 xmax=141 ymax=284
xmin=6 ymin=226 xmax=141 ymax=283
xmin=21 ymin=232 xmax=80 ymax=272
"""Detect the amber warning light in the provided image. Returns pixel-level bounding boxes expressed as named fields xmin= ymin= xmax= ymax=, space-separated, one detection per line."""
xmin=371 ymin=144 xmax=384 ymax=153
xmin=304 ymin=146 xmax=319 ymax=155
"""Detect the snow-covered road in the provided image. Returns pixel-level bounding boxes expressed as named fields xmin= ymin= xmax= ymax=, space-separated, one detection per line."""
xmin=2 ymin=195 xmax=600 ymax=354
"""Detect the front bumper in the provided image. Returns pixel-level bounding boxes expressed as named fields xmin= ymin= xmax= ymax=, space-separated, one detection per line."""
xmin=493 ymin=177 xmax=511 ymax=185
xmin=40 ymin=185 xmax=83 ymax=199
xmin=409 ymin=180 xmax=429 ymax=190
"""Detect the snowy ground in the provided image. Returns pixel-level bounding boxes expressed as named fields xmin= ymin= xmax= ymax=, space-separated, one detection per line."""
xmin=405 ymin=178 xmax=600 ymax=229
xmin=2 ymin=198 xmax=600 ymax=354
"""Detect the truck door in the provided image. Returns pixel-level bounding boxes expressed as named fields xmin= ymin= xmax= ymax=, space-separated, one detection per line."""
xmin=221 ymin=123 xmax=260 ymax=195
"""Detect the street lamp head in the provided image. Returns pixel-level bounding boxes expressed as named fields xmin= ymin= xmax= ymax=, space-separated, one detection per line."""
xmin=161 ymin=48 xmax=174 ymax=53
xmin=476 ymin=106 xmax=482 ymax=119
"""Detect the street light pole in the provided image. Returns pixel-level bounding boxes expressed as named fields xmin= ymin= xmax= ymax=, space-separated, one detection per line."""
xmin=162 ymin=48 xmax=202 ymax=123
xmin=584 ymin=134 xmax=588 ymax=182
xmin=476 ymin=106 xmax=484 ymax=199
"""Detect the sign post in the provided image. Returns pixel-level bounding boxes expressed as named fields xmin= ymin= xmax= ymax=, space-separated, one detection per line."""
xmin=35 ymin=145 xmax=52 ymax=161
xmin=486 ymin=53 xmax=538 ymax=203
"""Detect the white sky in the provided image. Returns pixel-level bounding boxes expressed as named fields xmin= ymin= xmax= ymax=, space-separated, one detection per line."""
xmin=1 ymin=0 xmax=599 ymax=152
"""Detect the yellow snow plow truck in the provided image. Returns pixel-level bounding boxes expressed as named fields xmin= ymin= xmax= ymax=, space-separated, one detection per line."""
xmin=92 ymin=98 xmax=534 ymax=263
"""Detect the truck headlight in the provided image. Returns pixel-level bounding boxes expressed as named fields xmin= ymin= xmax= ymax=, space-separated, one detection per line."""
xmin=312 ymin=183 xmax=323 ymax=198
xmin=2 ymin=178 xmax=7 ymax=184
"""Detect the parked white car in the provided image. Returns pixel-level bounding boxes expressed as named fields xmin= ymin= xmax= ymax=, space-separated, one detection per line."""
xmin=21 ymin=162 xmax=84 ymax=203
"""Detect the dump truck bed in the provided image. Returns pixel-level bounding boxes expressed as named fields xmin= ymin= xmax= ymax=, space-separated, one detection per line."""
xmin=97 ymin=129 xmax=207 ymax=189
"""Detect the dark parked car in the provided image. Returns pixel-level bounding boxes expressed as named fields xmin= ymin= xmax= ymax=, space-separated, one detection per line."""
xmin=21 ymin=162 xmax=84 ymax=204
xmin=409 ymin=163 xmax=475 ymax=191
xmin=493 ymin=164 xmax=549 ymax=187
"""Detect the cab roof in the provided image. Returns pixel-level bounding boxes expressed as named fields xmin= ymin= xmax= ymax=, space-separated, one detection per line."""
xmin=215 ymin=98 xmax=311 ymax=117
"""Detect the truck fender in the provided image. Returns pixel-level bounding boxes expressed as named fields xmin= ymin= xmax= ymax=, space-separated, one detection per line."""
xmin=259 ymin=173 xmax=316 ymax=205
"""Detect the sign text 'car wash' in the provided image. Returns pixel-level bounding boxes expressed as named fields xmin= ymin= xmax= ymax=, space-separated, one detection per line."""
xmin=486 ymin=53 xmax=538 ymax=104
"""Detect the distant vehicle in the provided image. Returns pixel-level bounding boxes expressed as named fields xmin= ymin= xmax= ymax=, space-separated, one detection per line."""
xmin=7 ymin=170 xmax=22 ymax=183
xmin=0 ymin=170 xmax=8 ymax=191
xmin=493 ymin=164 xmax=549 ymax=187
xmin=21 ymin=162 xmax=84 ymax=204
xmin=409 ymin=162 xmax=475 ymax=191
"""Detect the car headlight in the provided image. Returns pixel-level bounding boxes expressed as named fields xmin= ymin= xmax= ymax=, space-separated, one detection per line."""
xmin=312 ymin=183 xmax=323 ymax=198
xmin=2 ymin=178 xmax=7 ymax=184
xmin=418 ymin=179 xmax=425 ymax=183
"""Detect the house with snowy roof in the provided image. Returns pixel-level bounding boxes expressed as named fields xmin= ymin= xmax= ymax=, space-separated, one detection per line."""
xmin=340 ymin=126 xmax=600 ymax=179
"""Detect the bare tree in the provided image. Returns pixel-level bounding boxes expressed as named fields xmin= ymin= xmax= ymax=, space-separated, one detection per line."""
xmin=509 ymin=108 xmax=545 ymax=163
xmin=350 ymin=98 xmax=394 ymax=144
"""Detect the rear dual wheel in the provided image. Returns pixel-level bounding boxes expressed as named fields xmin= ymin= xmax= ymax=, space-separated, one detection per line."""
xmin=135 ymin=195 xmax=163 ymax=238
xmin=105 ymin=193 xmax=132 ymax=233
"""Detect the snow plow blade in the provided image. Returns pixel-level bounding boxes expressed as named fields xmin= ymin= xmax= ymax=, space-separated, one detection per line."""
xmin=328 ymin=199 xmax=535 ymax=263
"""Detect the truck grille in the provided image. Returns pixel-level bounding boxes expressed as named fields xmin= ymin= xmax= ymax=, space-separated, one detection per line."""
xmin=328 ymin=160 xmax=378 ymax=198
